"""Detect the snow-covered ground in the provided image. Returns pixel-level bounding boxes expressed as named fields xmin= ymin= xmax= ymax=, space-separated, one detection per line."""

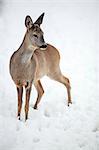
xmin=0 ymin=0 xmax=99 ymax=150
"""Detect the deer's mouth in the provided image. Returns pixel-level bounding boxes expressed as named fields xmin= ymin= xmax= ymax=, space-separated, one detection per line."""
xmin=40 ymin=44 xmax=47 ymax=50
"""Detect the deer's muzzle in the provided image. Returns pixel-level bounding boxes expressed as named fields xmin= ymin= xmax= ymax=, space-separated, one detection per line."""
xmin=40 ymin=44 xmax=47 ymax=50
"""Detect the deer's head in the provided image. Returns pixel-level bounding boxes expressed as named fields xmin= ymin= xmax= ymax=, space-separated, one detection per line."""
xmin=25 ymin=13 xmax=47 ymax=50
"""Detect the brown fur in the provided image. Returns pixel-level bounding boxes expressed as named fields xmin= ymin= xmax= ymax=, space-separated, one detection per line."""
xmin=9 ymin=14 xmax=72 ymax=120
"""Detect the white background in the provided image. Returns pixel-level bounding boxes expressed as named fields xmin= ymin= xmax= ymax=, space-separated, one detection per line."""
xmin=0 ymin=0 xmax=99 ymax=150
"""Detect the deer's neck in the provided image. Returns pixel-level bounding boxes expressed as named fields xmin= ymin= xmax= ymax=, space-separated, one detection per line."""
xmin=18 ymin=32 xmax=35 ymax=64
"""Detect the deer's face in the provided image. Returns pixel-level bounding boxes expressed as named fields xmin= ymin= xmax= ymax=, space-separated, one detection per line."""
xmin=25 ymin=13 xmax=47 ymax=50
xmin=29 ymin=24 xmax=47 ymax=49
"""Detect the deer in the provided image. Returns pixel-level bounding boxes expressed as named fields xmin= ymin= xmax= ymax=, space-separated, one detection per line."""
xmin=9 ymin=13 xmax=72 ymax=121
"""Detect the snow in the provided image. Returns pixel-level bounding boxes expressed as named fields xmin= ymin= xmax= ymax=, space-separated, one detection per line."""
xmin=0 ymin=0 xmax=99 ymax=150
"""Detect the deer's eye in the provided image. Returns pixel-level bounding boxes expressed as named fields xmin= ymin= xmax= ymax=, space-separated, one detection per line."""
xmin=33 ymin=34 xmax=38 ymax=38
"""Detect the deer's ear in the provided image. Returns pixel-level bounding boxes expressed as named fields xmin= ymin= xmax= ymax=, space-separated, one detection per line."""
xmin=25 ymin=15 xmax=33 ymax=29
xmin=34 ymin=13 xmax=45 ymax=26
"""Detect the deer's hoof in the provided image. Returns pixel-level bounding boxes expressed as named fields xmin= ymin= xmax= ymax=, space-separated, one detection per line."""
xmin=17 ymin=116 xmax=21 ymax=120
xmin=33 ymin=105 xmax=38 ymax=110
xmin=68 ymin=101 xmax=72 ymax=107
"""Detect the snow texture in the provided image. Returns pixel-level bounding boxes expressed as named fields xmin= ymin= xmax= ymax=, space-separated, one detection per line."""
xmin=0 ymin=0 xmax=99 ymax=150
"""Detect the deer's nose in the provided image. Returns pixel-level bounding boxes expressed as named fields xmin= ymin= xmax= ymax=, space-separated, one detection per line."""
xmin=40 ymin=44 xmax=47 ymax=49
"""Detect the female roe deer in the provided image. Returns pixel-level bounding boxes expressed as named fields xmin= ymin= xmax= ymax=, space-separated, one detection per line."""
xmin=9 ymin=13 xmax=72 ymax=120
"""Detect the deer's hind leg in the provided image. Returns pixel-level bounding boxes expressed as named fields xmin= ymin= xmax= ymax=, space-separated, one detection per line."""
xmin=17 ymin=86 xmax=23 ymax=120
xmin=34 ymin=80 xmax=44 ymax=109
xmin=48 ymin=70 xmax=72 ymax=106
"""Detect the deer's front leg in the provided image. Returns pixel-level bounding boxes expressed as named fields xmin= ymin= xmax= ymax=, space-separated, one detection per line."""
xmin=17 ymin=86 xmax=23 ymax=120
xmin=25 ymin=85 xmax=32 ymax=121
